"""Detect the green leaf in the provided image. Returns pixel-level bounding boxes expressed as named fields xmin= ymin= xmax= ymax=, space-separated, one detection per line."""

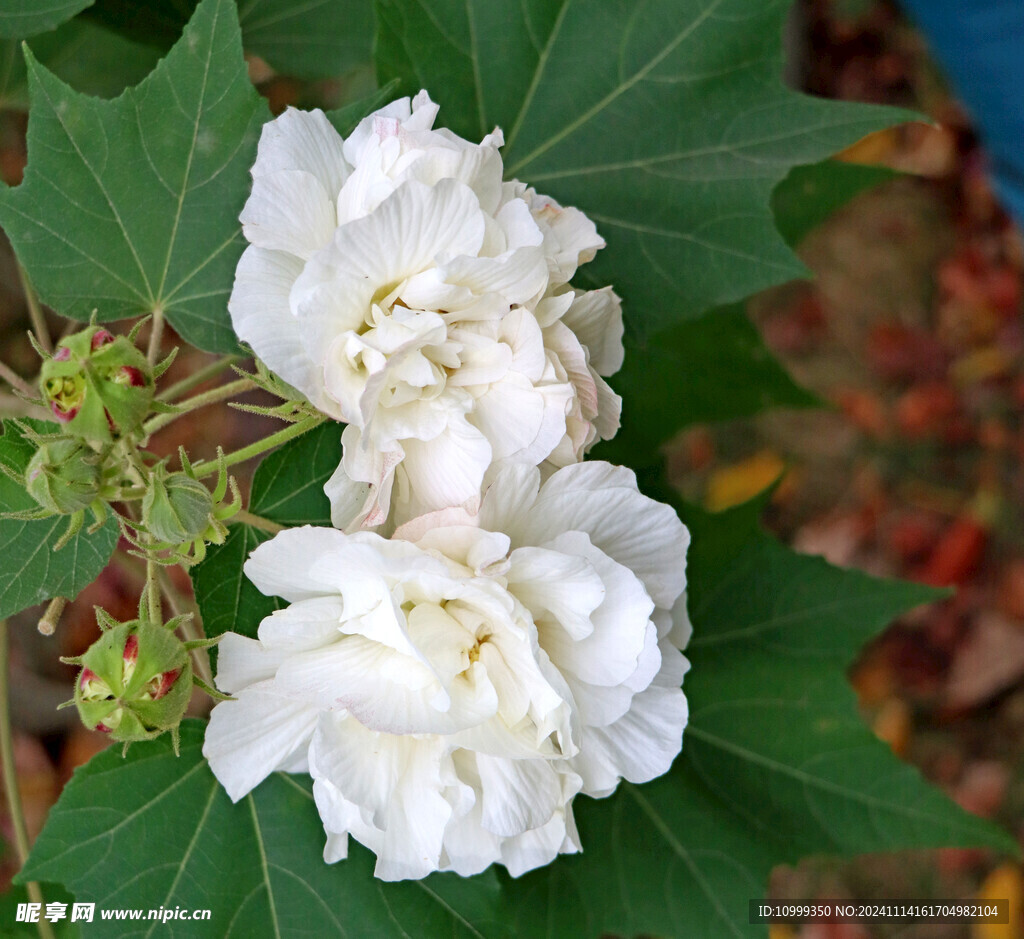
xmin=0 ymin=0 xmax=269 ymax=353
xmin=237 ymin=0 xmax=375 ymax=81
xmin=498 ymin=501 xmax=1015 ymax=938
xmin=246 ymin=422 xmax=343 ymax=528
xmin=20 ymin=721 xmax=505 ymax=939
xmin=0 ymin=19 xmax=162 ymax=111
xmin=191 ymin=525 xmax=280 ymax=643
xmin=84 ymin=0 xmax=376 ymax=80
xmin=0 ymin=0 xmax=92 ymax=39
xmin=772 ymin=159 xmax=899 ymax=247
xmin=594 ymin=302 xmax=819 ymax=470
xmin=0 ymin=419 xmax=117 ymax=619
xmin=592 ymin=159 xmax=899 ymax=470
xmin=375 ymin=0 xmax=916 ymax=334
xmin=192 ymin=423 xmax=341 ymax=641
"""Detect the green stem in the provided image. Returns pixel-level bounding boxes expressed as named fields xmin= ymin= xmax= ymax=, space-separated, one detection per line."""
xmin=36 ymin=597 xmax=67 ymax=637
xmin=156 ymin=569 xmax=213 ymax=688
xmin=0 ymin=359 xmax=35 ymax=398
xmin=232 ymin=509 xmax=285 ymax=534
xmin=157 ymin=355 xmax=242 ymax=402
xmin=0 ymin=621 xmax=56 ymax=939
xmin=146 ymin=308 xmax=165 ymax=365
xmin=191 ymin=415 xmax=325 ymax=478
xmin=16 ymin=264 xmax=50 ymax=356
xmin=145 ymin=555 xmax=162 ymax=624
xmin=143 ymin=378 xmax=257 ymax=436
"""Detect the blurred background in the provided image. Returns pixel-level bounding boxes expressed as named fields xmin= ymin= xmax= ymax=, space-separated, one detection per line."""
xmin=0 ymin=1 xmax=1023 ymax=937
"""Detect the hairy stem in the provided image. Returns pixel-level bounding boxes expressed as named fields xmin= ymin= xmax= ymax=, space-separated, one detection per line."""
xmin=145 ymin=555 xmax=162 ymax=624
xmin=191 ymin=415 xmax=325 ymax=478
xmin=0 ymin=621 xmax=56 ymax=939
xmin=0 ymin=359 xmax=35 ymax=398
xmin=36 ymin=597 xmax=67 ymax=637
xmin=16 ymin=264 xmax=50 ymax=356
xmin=147 ymin=308 xmax=165 ymax=364
xmin=157 ymin=355 xmax=242 ymax=402
xmin=157 ymin=569 xmax=213 ymax=688
xmin=143 ymin=378 xmax=257 ymax=436
xmin=232 ymin=509 xmax=285 ymax=534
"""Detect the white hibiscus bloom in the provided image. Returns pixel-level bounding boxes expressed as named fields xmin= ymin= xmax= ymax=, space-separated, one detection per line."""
xmin=229 ymin=91 xmax=623 ymax=529
xmin=203 ymin=462 xmax=690 ymax=881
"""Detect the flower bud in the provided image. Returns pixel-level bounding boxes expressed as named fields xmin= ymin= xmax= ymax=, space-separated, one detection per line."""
xmin=72 ymin=619 xmax=191 ymax=744
xmin=25 ymin=437 xmax=100 ymax=515
xmin=142 ymin=470 xmax=214 ymax=545
xmin=40 ymin=325 xmax=154 ymax=445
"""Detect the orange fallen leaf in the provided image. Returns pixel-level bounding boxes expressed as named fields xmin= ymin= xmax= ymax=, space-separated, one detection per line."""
xmin=705 ymin=450 xmax=785 ymax=512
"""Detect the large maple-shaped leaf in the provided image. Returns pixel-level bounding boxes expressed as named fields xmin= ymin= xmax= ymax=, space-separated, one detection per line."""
xmin=594 ymin=159 xmax=896 ymax=470
xmin=19 ymin=721 xmax=505 ymax=939
xmin=0 ymin=0 xmax=269 ymax=353
xmin=375 ymin=0 xmax=915 ymax=334
xmin=84 ymin=0 xmax=375 ymax=81
xmin=0 ymin=419 xmax=117 ymax=619
xmin=0 ymin=18 xmax=161 ymax=110
xmin=0 ymin=0 xmax=92 ymax=38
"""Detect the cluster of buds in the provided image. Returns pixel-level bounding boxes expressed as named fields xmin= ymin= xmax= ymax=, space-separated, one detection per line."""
xmin=39 ymin=324 xmax=157 ymax=446
xmin=62 ymin=608 xmax=225 ymax=753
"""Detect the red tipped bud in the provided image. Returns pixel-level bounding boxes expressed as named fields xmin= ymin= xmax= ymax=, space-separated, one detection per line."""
xmin=39 ymin=325 xmax=154 ymax=445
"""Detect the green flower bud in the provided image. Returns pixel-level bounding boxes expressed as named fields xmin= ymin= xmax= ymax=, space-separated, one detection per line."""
xmin=40 ymin=326 xmax=154 ymax=445
xmin=73 ymin=620 xmax=191 ymax=744
xmin=142 ymin=470 xmax=214 ymax=545
xmin=25 ymin=438 xmax=100 ymax=515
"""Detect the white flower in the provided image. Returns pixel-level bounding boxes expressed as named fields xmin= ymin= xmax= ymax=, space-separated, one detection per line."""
xmin=203 ymin=462 xmax=690 ymax=881
xmin=229 ymin=92 xmax=623 ymax=529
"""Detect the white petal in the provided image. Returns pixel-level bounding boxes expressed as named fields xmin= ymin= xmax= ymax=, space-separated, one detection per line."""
xmin=528 ymin=191 xmax=605 ymax=286
xmin=478 ymin=463 xmax=542 ymax=535
xmin=506 ymin=545 xmax=605 ymax=641
xmin=396 ymin=416 xmax=491 ymax=516
xmin=203 ymin=689 xmax=318 ymax=801
xmin=213 ymin=632 xmax=287 ymax=694
xmin=533 ymin=531 xmax=654 ymax=687
xmin=516 ymin=462 xmax=689 ymax=609
xmin=565 ymin=620 xmax=660 ymax=728
xmin=570 ymin=641 xmax=689 ymax=797
xmin=400 ymin=142 xmax=505 ymax=218
xmin=276 ymin=635 xmax=499 ymax=735
xmin=337 ymin=424 xmax=403 ymax=529
xmin=666 ymin=590 xmax=693 ymax=649
xmin=256 ymin=596 xmax=345 ymax=650
xmin=252 ymin=107 xmax=350 ymax=200
xmin=499 ymin=791 xmax=582 ymax=877
xmin=476 ymin=754 xmax=563 ymax=837
xmin=228 ymin=246 xmax=339 ymax=417
xmin=469 ymin=372 xmax=557 ymax=462
xmin=591 ymin=369 xmax=622 ymax=442
xmin=243 ymin=526 xmax=351 ymax=601
xmin=324 ymin=453 xmax=374 ymax=530
xmin=560 ymin=287 xmax=625 ymax=376
xmin=241 ymin=169 xmax=337 ymax=260
xmin=310 ymin=715 xmax=453 ymax=880
xmin=439 ymin=246 xmax=548 ymax=307
xmin=292 ymin=179 xmax=487 ymax=359
xmin=411 ymin=525 xmax=510 ymax=574
xmin=341 ymin=94 xmax=420 ymax=165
